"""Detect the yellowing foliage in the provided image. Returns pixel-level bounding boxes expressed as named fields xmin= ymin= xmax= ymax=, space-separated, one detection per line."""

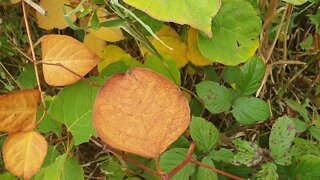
xmin=89 ymin=8 xmax=126 ymax=42
xmin=0 ymin=89 xmax=40 ymax=133
xmin=98 ymin=45 xmax=132 ymax=72
xmin=187 ymin=28 xmax=213 ymax=66
xmin=42 ymin=35 xmax=100 ymax=86
xmin=36 ymin=0 xmax=76 ymax=30
xmin=84 ymin=33 xmax=107 ymax=56
xmin=3 ymin=131 xmax=48 ymax=179
xmin=93 ymin=68 xmax=190 ymax=158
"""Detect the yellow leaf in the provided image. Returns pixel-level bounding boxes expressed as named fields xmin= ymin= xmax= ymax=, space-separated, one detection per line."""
xmin=98 ymin=45 xmax=132 ymax=72
xmin=10 ymin=0 xmax=20 ymax=4
xmin=42 ymin=35 xmax=100 ymax=86
xmin=89 ymin=8 xmax=126 ymax=42
xmin=142 ymin=36 xmax=188 ymax=68
xmin=93 ymin=68 xmax=190 ymax=158
xmin=36 ymin=0 xmax=76 ymax=30
xmin=182 ymin=90 xmax=192 ymax=102
xmin=155 ymin=25 xmax=181 ymax=40
xmin=0 ymin=89 xmax=40 ymax=133
xmin=83 ymin=33 xmax=106 ymax=56
xmin=3 ymin=131 xmax=48 ymax=179
xmin=187 ymin=28 xmax=213 ymax=66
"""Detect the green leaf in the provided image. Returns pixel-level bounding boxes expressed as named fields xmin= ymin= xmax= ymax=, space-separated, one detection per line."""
xmin=285 ymin=99 xmax=310 ymax=122
xmin=190 ymin=117 xmax=219 ymax=152
xmin=198 ymin=0 xmax=262 ymax=65
xmin=0 ymin=172 xmax=17 ymax=180
xmin=300 ymin=35 xmax=313 ymax=50
xmin=43 ymin=154 xmax=84 ymax=180
xmin=255 ymin=162 xmax=278 ymax=180
xmin=42 ymin=146 xmax=61 ymax=168
xmin=283 ymin=0 xmax=308 ymax=5
xmin=203 ymin=66 xmax=219 ymax=83
xmin=236 ymin=57 xmax=266 ymax=95
xmin=223 ymin=66 xmax=241 ymax=84
xmin=101 ymin=157 xmax=126 ymax=179
xmin=143 ymin=160 xmax=161 ymax=180
xmin=308 ymin=126 xmax=320 ymax=141
xmin=196 ymin=81 xmax=233 ymax=113
xmin=62 ymin=157 xmax=84 ymax=180
xmin=170 ymin=135 xmax=191 ymax=149
xmin=43 ymin=154 xmax=68 ymax=180
xmin=197 ymin=156 xmax=218 ymax=180
xmin=209 ymin=148 xmax=234 ymax=163
xmin=292 ymin=118 xmax=307 ymax=133
xmin=90 ymin=11 xmax=99 ymax=30
xmin=122 ymin=0 xmax=221 ymax=37
xmin=289 ymin=155 xmax=320 ymax=179
xmin=48 ymin=78 xmax=102 ymax=145
xmin=143 ymin=55 xmax=181 ymax=85
xmin=233 ymin=138 xmax=263 ymax=167
xmin=294 ymin=137 xmax=320 ymax=156
xmin=160 ymin=148 xmax=196 ymax=180
xmin=101 ymin=61 xmax=130 ymax=78
xmin=231 ymin=97 xmax=270 ymax=125
xmin=269 ymin=116 xmax=296 ymax=165
xmin=133 ymin=10 xmax=164 ymax=35
xmin=189 ymin=98 xmax=203 ymax=117
xmin=37 ymin=96 xmax=61 ymax=135
xmin=17 ymin=63 xmax=37 ymax=89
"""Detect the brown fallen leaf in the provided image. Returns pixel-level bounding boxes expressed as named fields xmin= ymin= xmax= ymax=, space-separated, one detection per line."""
xmin=0 ymin=89 xmax=40 ymax=133
xmin=93 ymin=68 xmax=190 ymax=158
xmin=42 ymin=34 xmax=101 ymax=86
xmin=3 ymin=130 xmax=48 ymax=179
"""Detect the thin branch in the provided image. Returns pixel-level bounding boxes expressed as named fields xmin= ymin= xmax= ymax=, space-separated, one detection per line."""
xmin=167 ymin=141 xmax=196 ymax=178
xmin=191 ymin=159 xmax=246 ymax=180
xmin=22 ymin=0 xmax=47 ymax=125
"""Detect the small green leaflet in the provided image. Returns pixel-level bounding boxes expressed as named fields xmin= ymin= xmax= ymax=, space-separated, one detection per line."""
xmin=283 ymin=0 xmax=307 ymax=5
xmin=196 ymin=81 xmax=233 ymax=114
xmin=190 ymin=117 xmax=219 ymax=152
xmin=209 ymin=148 xmax=234 ymax=163
xmin=231 ymin=97 xmax=270 ymax=125
xmin=236 ymin=56 xmax=265 ymax=95
xmin=48 ymin=77 xmax=103 ymax=145
xmin=288 ymin=155 xmax=320 ymax=179
xmin=269 ymin=116 xmax=296 ymax=165
xmin=160 ymin=148 xmax=196 ymax=180
xmin=198 ymin=0 xmax=262 ymax=65
xmin=233 ymin=138 xmax=263 ymax=167
xmin=255 ymin=162 xmax=278 ymax=180
xmin=197 ymin=156 xmax=218 ymax=180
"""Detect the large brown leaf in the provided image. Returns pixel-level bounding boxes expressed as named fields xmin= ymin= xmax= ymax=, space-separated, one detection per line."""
xmin=3 ymin=130 xmax=48 ymax=179
xmin=42 ymin=35 xmax=100 ymax=86
xmin=93 ymin=68 xmax=190 ymax=158
xmin=0 ymin=89 xmax=40 ymax=132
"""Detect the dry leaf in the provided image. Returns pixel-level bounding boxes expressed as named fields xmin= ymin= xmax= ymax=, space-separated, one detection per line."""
xmin=36 ymin=0 xmax=76 ymax=30
xmin=83 ymin=32 xmax=107 ymax=56
xmin=98 ymin=45 xmax=132 ymax=72
xmin=89 ymin=8 xmax=126 ymax=42
xmin=42 ymin=35 xmax=100 ymax=86
xmin=187 ymin=28 xmax=213 ymax=66
xmin=0 ymin=89 xmax=40 ymax=133
xmin=3 ymin=131 xmax=48 ymax=179
xmin=93 ymin=68 xmax=190 ymax=158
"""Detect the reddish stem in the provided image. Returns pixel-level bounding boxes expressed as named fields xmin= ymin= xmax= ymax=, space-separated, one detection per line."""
xmin=191 ymin=159 xmax=246 ymax=180
xmin=167 ymin=142 xmax=196 ymax=178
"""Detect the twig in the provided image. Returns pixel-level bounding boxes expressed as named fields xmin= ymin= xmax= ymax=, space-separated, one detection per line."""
xmin=22 ymin=0 xmax=47 ymax=125
xmin=191 ymin=159 xmax=246 ymax=180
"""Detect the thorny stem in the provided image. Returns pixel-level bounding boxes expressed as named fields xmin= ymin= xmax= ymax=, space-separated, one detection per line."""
xmin=22 ymin=0 xmax=46 ymax=125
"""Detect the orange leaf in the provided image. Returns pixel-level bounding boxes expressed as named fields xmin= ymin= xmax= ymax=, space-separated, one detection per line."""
xmin=42 ymin=35 xmax=101 ymax=86
xmin=3 ymin=131 xmax=48 ymax=179
xmin=0 ymin=89 xmax=40 ymax=133
xmin=93 ymin=68 xmax=190 ymax=158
